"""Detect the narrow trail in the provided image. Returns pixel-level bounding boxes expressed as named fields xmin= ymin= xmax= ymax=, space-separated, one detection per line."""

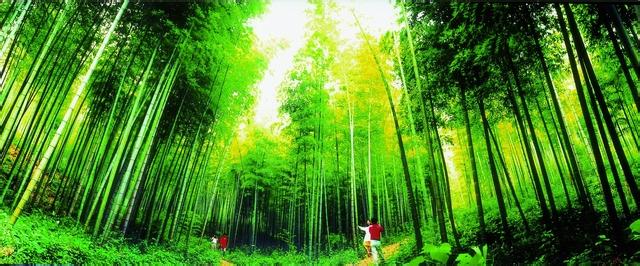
xmin=355 ymin=240 xmax=405 ymax=266
xmin=220 ymin=259 xmax=234 ymax=266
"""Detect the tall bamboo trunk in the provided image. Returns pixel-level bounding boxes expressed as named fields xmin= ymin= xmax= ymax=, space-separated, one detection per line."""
xmin=354 ymin=12 xmax=424 ymax=252
xmin=460 ymin=84 xmax=485 ymax=240
xmin=558 ymin=3 xmax=623 ymax=242
xmin=478 ymin=96 xmax=511 ymax=240
xmin=10 ymin=0 xmax=129 ymax=225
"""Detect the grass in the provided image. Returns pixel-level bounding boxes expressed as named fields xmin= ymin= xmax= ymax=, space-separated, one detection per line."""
xmin=0 ymin=209 xmax=221 ymax=264
xmin=0 ymin=208 xmax=366 ymax=264
xmin=3 ymin=185 xmax=637 ymax=264
xmin=224 ymin=249 xmax=359 ymax=265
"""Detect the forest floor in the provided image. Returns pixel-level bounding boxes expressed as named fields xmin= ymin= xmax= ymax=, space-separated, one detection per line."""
xmin=2 ymin=187 xmax=639 ymax=264
xmin=0 ymin=209 xmax=223 ymax=264
xmin=355 ymin=240 xmax=404 ymax=266
xmin=218 ymin=239 xmax=405 ymax=266
xmin=220 ymin=258 xmax=234 ymax=266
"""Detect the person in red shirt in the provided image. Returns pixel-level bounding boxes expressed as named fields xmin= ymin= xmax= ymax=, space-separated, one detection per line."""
xmin=368 ymin=218 xmax=384 ymax=265
xmin=219 ymin=234 xmax=229 ymax=253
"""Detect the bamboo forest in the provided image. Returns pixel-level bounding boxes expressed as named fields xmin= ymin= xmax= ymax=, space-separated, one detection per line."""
xmin=2 ymin=0 xmax=640 ymax=264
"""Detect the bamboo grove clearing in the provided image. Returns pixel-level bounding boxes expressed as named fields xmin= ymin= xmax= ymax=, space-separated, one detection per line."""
xmin=0 ymin=0 xmax=640 ymax=264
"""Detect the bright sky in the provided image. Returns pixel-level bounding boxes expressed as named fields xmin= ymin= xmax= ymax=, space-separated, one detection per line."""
xmin=249 ymin=0 xmax=399 ymax=128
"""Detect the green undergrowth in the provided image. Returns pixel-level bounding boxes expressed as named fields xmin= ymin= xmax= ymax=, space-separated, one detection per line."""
xmin=390 ymin=205 xmax=640 ymax=265
xmin=224 ymin=249 xmax=359 ymax=265
xmin=0 ymin=208 xmax=364 ymax=265
xmin=0 ymin=209 xmax=220 ymax=264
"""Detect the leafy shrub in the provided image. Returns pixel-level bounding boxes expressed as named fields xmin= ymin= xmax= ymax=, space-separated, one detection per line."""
xmin=274 ymin=229 xmax=296 ymax=251
xmin=425 ymin=242 xmax=452 ymax=264
xmin=404 ymin=242 xmax=489 ymax=266
xmin=327 ymin=233 xmax=348 ymax=251
xmin=630 ymin=219 xmax=640 ymax=241
xmin=456 ymin=245 xmax=488 ymax=265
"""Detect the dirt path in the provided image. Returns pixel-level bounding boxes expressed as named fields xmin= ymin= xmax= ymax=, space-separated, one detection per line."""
xmin=220 ymin=259 xmax=234 ymax=266
xmin=355 ymin=240 xmax=405 ymax=266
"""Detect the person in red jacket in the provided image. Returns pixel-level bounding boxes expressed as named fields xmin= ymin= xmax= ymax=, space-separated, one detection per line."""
xmin=219 ymin=233 xmax=229 ymax=253
xmin=368 ymin=218 xmax=384 ymax=265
